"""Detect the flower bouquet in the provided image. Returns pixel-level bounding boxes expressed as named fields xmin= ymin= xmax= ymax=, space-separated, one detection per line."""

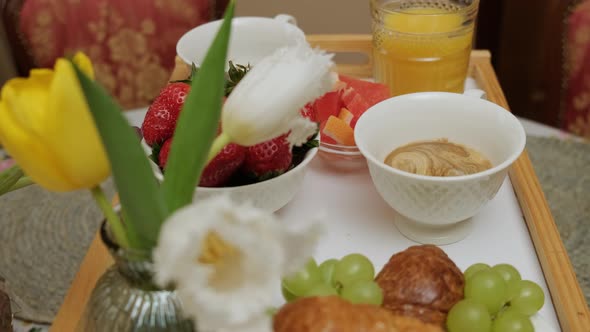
xmin=0 ymin=1 xmax=336 ymax=330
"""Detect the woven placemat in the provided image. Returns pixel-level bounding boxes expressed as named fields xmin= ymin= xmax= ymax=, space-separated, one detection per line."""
xmin=0 ymin=180 xmax=114 ymax=323
xmin=526 ymin=136 xmax=590 ymax=304
xmin=0 ymin=136 xmax=588 ymax=324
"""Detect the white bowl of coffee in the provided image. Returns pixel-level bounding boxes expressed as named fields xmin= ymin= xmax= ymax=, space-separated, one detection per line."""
xmin=354 ymin=91 xmax=526 ymax=245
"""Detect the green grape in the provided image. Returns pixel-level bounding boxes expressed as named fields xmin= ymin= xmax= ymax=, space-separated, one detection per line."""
xmin=332 ymin=253 xmax=375 ymax=287
xmin=319 ymin=259 xmax=338 ymax=285
xmin=340 ymin=280 xmax=383 ymax=305
xmin=465 ymin=270 xmax=507 ymax=315
xmin=464 ymin=263 xmax=491 ymax=280
xmin=281 ymin=283 xmax=297 ymax=302
xmin=282 ymin=258 xmax=322 ymax=296
xmin=509 ymin=280 xmax=545 ymax=316
xmin=492 ymin=264 xmax=522 ymax=298
xmin=446 ymin=299 xmax=492 ymax=332
xmin=303 ymin=283 xmax=339 ymax=297
xmin=492 ymin=308 xmax=534 ymax=332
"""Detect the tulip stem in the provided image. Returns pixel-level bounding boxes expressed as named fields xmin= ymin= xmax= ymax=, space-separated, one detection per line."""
xmin=207 ymin=132 xmax=231 ymax=163
xmin=91 ymin=186 xmax=130 ymax=248
xmin=8 ymin=176 xmax=34 ymax=192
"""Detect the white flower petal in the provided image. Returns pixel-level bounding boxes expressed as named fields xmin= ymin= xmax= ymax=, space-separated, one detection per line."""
xmin=153 ymin=195 xmax=322 ymax=331
xmin=277 ymin=219 xmax=324 ymax=276
xmin=287 ymin=116 xmax=318 ymax=147
xmin=222 ymin=43 xmax=335 ymax=146
xmin=152 ymin=203 xmax=216 ymax=286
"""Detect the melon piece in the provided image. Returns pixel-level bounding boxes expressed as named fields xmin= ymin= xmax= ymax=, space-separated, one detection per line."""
xmin=319 ymin=118 xmax=338 ymax=145
xmin=322 ymin=115 xmax=355 ymax=146
xmin=339 ymin=74 xmax=391 ymax=106
xmin=314 ymin=91 xmax=343 ymax=123
xmin=338 ymin=107 xmax=354 ymax=126
xmin=341 ymin=87 xmax=370 ymax=128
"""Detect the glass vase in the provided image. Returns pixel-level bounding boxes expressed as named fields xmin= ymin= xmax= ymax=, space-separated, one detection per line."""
xmin=78 ymin=222 xmax=194 ymax=331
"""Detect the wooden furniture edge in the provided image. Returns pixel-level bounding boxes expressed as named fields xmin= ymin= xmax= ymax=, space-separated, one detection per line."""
xmin=472 ymin=59 xmax=590 ymax=331
xmin=305 ymin=34 xmax=491 ymax=78
xmin=50 ymin=232 xmax=111 ymax=332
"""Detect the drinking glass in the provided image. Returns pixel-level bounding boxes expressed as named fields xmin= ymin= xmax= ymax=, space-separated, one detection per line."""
xmin=371 ymin=0 xmax=479 ymax=96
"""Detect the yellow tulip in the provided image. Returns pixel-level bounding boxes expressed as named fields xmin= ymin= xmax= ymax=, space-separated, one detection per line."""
xmin=0 ymin=53 xmax=110 ymax=192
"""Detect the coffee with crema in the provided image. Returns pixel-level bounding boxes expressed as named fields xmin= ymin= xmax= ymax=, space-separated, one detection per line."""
xmin=384 ymin=139 xmax=492 ymax=177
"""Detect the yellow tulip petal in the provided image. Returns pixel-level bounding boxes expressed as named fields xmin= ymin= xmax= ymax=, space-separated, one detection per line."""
xmin=0 ymin=101 xmax=76 ymax=191
xmin=72 ymin=52 xmax=95 ymax=80
xmin=0 ymin=71 xmax=53 ymax=136
xmin=43 ymin=58 xmax=110 ymax=190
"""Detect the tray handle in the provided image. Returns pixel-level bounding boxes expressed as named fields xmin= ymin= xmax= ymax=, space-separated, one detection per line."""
xmin=307 ymin=34 xmax=374 ymax=78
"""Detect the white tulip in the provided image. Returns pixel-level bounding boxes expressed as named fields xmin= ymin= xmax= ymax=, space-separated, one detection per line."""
xmin=222 ymin=43 xmax=336 ymax=147
xmin=153 ymin=195 xmax=322 ymax=332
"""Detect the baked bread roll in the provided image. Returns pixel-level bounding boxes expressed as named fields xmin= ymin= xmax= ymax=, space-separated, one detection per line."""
xmin=375 ymin=245 xmax=464 ymax=326
xmin=273 ymin=296 xmax=443 ymax=332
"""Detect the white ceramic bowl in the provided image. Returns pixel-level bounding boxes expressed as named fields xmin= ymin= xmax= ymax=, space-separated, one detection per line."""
xmin=176 ymin=15 xmax=305 ymax=67
xmin=355 ymin=92 xmax=526 ymax=245
xmin=143 ymin=141 xmax=318 ymax=212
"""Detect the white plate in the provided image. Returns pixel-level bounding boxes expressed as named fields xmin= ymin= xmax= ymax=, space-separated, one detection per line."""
xmin=532 ymin=315 xmax=559 ymax=332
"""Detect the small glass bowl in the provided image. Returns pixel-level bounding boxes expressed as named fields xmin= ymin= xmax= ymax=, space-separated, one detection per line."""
xmin=318 ymin=140 xmax=367 ymax=170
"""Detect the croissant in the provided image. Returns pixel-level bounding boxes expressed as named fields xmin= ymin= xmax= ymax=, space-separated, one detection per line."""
xmin=273 ymin=296 xmax=443 ymax=332
xmin=375 ymin=245 xmax=464 ymax=327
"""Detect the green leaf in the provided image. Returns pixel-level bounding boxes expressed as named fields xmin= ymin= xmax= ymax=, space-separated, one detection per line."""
xmin=0 ymin=165 xmax=24 ymax=195
xmin=169 ymin=64 xmax=199 ymax=84
xmin=149 ymin=141 xmax=164 ymax=166
xmin=72 ymin=64 xmax=167 ymax=249
xmin=161 ymin=1 xmax=235 ymax=213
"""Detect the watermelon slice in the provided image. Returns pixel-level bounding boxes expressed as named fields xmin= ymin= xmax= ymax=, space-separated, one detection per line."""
xmin=314 ymin=91 xmax=343 ymax=123
xmin=341 ymin=87 xmax=370 ymax=128
xmin=300 ymin=102 xmax=316 ymax=122
xmin=323 ymin=115 xmax=355 ymax=146
xmin=339 ymin=74 xmax=391 ymax=106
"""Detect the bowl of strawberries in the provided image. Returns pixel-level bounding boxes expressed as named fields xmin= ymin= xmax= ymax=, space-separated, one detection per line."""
xmin=304 ymin=75 xmax=391 ymax=170
xmin=140 ymin=63 xmax=319 ymax=212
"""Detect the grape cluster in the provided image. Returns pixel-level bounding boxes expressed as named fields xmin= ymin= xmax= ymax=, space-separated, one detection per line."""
xmin=447 ymin=263 xmax=545 ymax=332
xmin=281 ymin=254 xmax=383 ymax=305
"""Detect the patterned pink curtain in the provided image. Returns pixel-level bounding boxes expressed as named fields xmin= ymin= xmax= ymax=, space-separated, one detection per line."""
xmin=19 ymin=0 xmax=223 ymax=109
xmin=563 ymin=0 xmax=590 ymax=138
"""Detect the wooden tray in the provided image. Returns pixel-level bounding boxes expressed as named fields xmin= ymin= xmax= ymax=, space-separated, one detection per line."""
xmin=50 ymin=35 xmax=590 ymax=332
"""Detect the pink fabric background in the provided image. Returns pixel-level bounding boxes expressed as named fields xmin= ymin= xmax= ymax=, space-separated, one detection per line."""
xmin=19 ymin=0 xmax=221 ymax=109
xmin=563 ymin=0 xmax=590 ymax=138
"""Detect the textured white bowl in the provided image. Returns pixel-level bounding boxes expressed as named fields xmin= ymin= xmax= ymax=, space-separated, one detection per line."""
xmin=144 ymin=140 xmax=318 ymax=212
xmin=176 ymin=15 xmax=305 ymax=67
xmin=354 ymin=92 xmax=526 ymax=245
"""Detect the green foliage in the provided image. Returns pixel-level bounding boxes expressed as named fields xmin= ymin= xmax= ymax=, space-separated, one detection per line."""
xmin=161 ymin=2 xmax=234 ymax=213
xmin=74 ymin=1 xmax=235 ymax=249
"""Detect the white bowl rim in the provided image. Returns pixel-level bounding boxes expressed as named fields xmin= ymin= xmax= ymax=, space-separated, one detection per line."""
xmin=176 ymin=16 xmax=305 ymax=65
xmin=355 ymin=91 xmax=527 ymax=183
xmin=148 ymin=142 xmax=318 ymax=191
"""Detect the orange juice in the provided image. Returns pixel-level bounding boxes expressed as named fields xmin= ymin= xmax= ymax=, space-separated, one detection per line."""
xmin=371 ymin=1 xmax=478 ymax=96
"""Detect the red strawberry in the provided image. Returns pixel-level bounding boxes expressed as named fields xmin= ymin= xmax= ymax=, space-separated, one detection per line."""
xmin=200 ymin=143 xmax=246 ymax=187
xmin=158 ymin=138 xmax=173 ymax=169
xmin=243 ymin=134 xmax=293 ymax=180
xmin=142 ymin=82 xmax=190 ymax=146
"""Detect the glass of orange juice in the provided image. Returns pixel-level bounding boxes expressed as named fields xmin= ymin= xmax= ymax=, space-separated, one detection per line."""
xmin=371 ymin=0 xmax=479 ymax=96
